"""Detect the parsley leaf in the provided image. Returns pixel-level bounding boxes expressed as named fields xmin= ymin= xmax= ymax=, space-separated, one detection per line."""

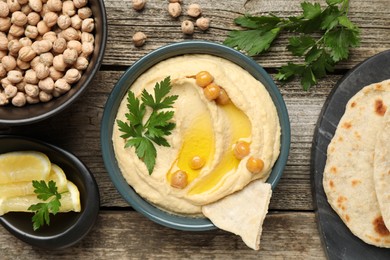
xmin=224 ymin=0 xmax=360 ymax=90
xmin=117 ymin=76 xmax=178 ymax=174
xmin=28 ymin=180 xmax=62 ymax=231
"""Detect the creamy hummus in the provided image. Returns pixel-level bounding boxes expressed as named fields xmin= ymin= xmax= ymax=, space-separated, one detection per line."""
xmin=112 ymin=54 xmax=281 ymax=215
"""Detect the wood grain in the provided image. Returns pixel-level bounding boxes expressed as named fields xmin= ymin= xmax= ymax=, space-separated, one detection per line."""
xmin=0 ymin=211 xmax=325 ymax=259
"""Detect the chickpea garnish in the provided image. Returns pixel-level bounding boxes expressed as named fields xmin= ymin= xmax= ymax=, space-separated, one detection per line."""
xmin=246 ymin=156 xmax=264 ymax=174
xmin=216 ymin=88 xmax=230 ymax=105
xmin=170 ymin=170 xmax=188 ymax=189
xmin=203 ymin=83 xmax=220 ymax=101
xmin=233 ymin=141 xmax=250 ymax=159
xmin=189 ymin=155 xmax=205 ymax=170
xmin=195 ymin=71 xmax=213 ymax=87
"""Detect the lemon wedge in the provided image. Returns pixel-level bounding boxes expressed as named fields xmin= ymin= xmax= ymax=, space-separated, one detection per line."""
xmin=0 ymin=151 xmax=51 ymax=184
xmin=0 ymin=181 xmax=81 ymax=216
xmin=0 ymin=163 xmax=68 ymax=199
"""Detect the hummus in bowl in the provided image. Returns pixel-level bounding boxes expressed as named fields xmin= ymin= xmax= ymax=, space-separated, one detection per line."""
xmin=101 ymin=41 xmax=290 ymax=230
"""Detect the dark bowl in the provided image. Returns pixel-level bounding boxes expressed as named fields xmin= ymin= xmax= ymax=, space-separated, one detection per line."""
xmin=0 ymin=0 xmax=107 ymax=126
xmin=101 ymin=41 xmax=291 ymax=231
xmin=0 ymin=135 xmax=100 ymax=249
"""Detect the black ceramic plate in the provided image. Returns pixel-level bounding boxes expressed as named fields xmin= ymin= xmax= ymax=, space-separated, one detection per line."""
xmin=311 ymin=50 xmax=390 ymax=259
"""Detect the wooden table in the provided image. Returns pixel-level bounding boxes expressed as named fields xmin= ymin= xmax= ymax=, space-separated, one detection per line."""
xmin=1 ymin=0 xmax=388 ymax=258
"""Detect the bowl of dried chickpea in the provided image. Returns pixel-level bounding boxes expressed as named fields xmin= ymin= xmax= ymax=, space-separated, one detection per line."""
xmin=0 ymin=0 xmax=107 ymax=125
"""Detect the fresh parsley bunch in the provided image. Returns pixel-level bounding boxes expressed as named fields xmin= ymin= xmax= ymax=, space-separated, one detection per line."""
xmin=224 ymin=0 xmax=360 ymax=90
xmin=117 ymin=76 xmax=178 ymax=174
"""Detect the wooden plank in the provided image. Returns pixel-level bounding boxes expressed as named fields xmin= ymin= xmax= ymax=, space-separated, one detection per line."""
xmin=0 ymin=71 xmax=338 ymax=211
xmin=0 ymin=211 xmax=325 ymax=259
xmin=102 ymin=0 xmax=390 ymax=68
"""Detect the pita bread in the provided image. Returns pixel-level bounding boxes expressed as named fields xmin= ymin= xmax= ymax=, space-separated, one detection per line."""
xmin=323 ymin=79 xmax=390 ymax=247
xmin=374 ymin=108 xmax=390 ymax=230
xmin=202 ymin=181 xmax=272 ymax=250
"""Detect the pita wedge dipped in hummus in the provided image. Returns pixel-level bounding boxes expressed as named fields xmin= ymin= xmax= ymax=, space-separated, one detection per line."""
xmin=323 ymin=79 xmax=390 ymax=247
xmin=112 ymin=54 xmax=281 ymax=215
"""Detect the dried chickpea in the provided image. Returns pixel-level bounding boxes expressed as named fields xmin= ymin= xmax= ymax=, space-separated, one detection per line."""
xmin=39 ymin=3 xmax=49 ymax=16
xmin=15 ymin=80 xmax=26 ymax=91
xmin=80 ymin=41 xmax=93 ymax=57
xmin=63 ymin=48 xmax=78 ymax=64
xmin=4 ymin=84 xmax=17 ymax=98
xmin=74 ymin=56 xmax=88 ymax=70
xmin=132 ymin=0 xmax=145 ymax=11
xmin=170 ymin=170 xmax=188 ymax=189
xmin=168 ymin=2 xmax=181 ymax=18
xmin=187 ymin=3 xmax=201 ymax=17
xmin=63 ymin=68 xmax=80 ymax=83
xmin=11 ymin=91 xmax=26 ymax=106
xmin=18 ymin=45 xmax=36 ymax=61
xmin=9 ymin=24 xmax=24 ymax=37
xmin=52 ymin=37 xmax=66 ymax=53
xmin=20 ymin=4 xmax=32 ymax=15
xmin=81 ymin=32 xmax=94 ymax=43
xmin=8 ymin=39 xmax=22 ymax=55
xmin=70 ymin=14 xmax=82 ymax=29
xmin=49 ymin=66 xmax=63 ymax=80
xmin=37 ymin=20 xmax=50 ymax=35
xmin=26 ymin=95 xmax=39 ymax=104
xmin=0 ymin=2 xmax=9 ymax=17
xmin=67 ymin=40 xmax=82 ymax=54
xmin=196 ymin=17 xmax=210 ymax=31
xmin=0 ymin=17 xmax=11 ymax=31
xmin=0 ymin=50 xmax=6 ymax=60
xmin=11 ymin=11 xmax=27 ymax=26
xmin=81 ymin=18 xmax=94 ymax=32
xmin=18 ymin=0 xmax=30 ymax=5
xmin=38 ymin=76 xmax=54 ymax=92
xmin=34 ymin=62 xmax=50 ymax=79
xmin=24 ymin=69 xmax=38 ymax=84
xmin=47 ymin=0 xmax=62 ymax=12
xmin=62 ymin=27 xmax=79 ymax=41
xmin=27 ymin=12 xmax=40 ymax=25
xmin=233 ymin=141 xmax=250 ymax=160
xmin=42 ymin=31 xmax=56 ymax=42
xmin=1 ymin=77 xmax=12 ymax=88
xmin=28 ymin=0 xmax=42 ymax=12
xmin=39 ymin=90 xmax=52 ymax=102
xmin=62 ymin=1 xmax=75 ymax=16
xmin=57 ymin=14 xmax=71 ymax=29
xmin=32 ymin=39 xmax=52 ymax=54
xmin=30 ymin=55 xmax=40 ymax=68
xmin=25 ymin=25 xmax=39 ymax=39
xmin=203 ymin=83 xmax=221 ymax=101
xmin=181 ymin=20 xmax=194 ymax=35
xmin=19 ymin=37 xmax=32 ymax=46
xmin=0 ymin=92 xmax=8 ymax=105
xmin=246 ymin=156 xmax=264 ymax=174
xmin=7 ymin=70 xmax=23 ymax=84
xmin=54 ymin=78 xmax=70 ymax=95
xmin=189 ymin=156 xmax=205 ymax=170
xmin=0 ymin=34 xmax=8 ymax=51
xmin=132 ymin=32 xmax=146 ymax=47
xmin=0 ymin=64 xmax=6 ymax=77
xmin=53 ymin=54 xmax=67 ymax=71
xmin=7 ymin=0 xmax=21 ymax=13
xmin=73 ymin=0 xmax=88 ymax=9
xmin=2 ymin=55 xmax=16 ymax=71
xmin=195 ymin=71 xmax=213 ymax=87
xmin=43 ymin=11 xmax=57 ymax=27
xmin=39 ymin=52 xmax=53 ymax=66
xmin=78 ymin=6 xmax=92 ymax=19
xmin=25 ymin=83 xmax=39 ymax=96
xmin=16 ymin=58 xmax=30 ymax=70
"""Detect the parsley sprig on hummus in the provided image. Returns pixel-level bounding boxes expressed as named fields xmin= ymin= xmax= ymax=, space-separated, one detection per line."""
xmin=117 ymin=76 xmax=178 ymax=174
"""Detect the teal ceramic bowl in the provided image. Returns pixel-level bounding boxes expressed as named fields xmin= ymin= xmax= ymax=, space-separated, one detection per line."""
xmin=101 ymin=41 xmax=290 ymax=231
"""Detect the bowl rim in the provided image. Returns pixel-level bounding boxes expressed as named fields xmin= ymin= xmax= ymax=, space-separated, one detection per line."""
xmin=0 ymin=0 xmax=108 ymax=126
xmin=101 ymin=40 xmax=291 ymax=231
xmin=0 ymin=134 xmax=100 ymax=249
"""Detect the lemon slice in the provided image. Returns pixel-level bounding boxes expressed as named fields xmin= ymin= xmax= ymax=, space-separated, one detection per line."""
xmin=0 ymin=181 xmax=81 ymax=216
xmin=0 ymin=163 xmax=68 ymax=199
xmin=0 ymin=151 xmax=51 ymax=184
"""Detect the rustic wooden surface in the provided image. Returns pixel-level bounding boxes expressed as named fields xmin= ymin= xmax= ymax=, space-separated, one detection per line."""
xmin=1 ymin=0 xmax=389 ymax=258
